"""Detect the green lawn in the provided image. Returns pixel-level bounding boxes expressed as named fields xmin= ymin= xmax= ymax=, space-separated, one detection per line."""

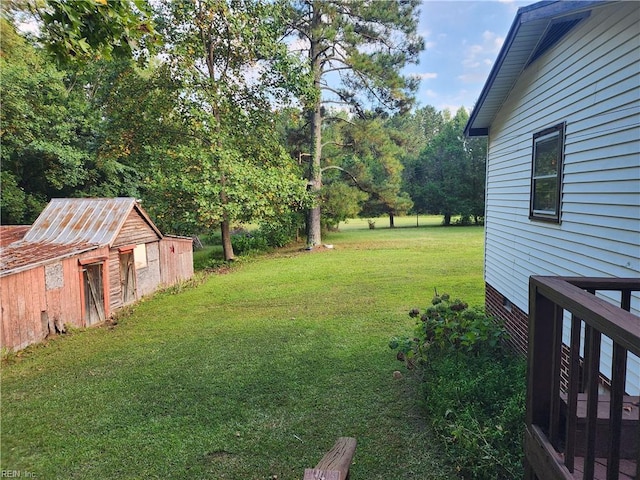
xmin=1 ymin=217 xmax=484 ymax=479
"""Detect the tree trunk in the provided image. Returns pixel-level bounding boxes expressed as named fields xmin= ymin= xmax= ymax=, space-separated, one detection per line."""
xmin=306 ymin=101 xmax=323 ymax=248
xmin=389 ymin=213 xmax=395 ymax=228
xmin=220 ymin=217 xmax=235 ymax=261
xmin=306 ymin=5 xmax=323 ymax=249
xmin=443 ymin=212 xmax=451 ymax=226
xmin=220 ymin=174 xmax=235 ymax=261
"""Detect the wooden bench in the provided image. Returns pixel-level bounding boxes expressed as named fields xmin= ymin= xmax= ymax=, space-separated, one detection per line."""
xmin=303 ymin=437 xmax=357 ymax=480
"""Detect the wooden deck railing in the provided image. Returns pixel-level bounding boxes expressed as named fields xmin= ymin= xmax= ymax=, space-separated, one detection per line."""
xmin=525 ymin=277 xmax=640 ymax=480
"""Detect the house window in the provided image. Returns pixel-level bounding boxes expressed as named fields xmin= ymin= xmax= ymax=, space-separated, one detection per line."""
xmin=530 ymin=123 xmax=564 ymax=222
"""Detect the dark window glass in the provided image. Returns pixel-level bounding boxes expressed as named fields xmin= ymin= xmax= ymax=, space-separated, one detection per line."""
xmin=530 ymin=123 xmax=564 ymax=222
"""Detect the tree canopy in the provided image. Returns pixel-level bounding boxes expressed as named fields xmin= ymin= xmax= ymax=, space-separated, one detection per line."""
xmin=1 ymin=18 xmax=94 ymax=223
xmin=404 ymin=107 xmax=487 ymax=225
xmin=1 ymin=1 xmax=487 ymax=254
xmin=22 ymin=0 xmax=158 ymax=65
xmin=150 ymin=0 xmax=312 ymax=260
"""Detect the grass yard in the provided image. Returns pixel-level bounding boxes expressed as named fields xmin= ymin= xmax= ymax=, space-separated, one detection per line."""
xmin=1 ymin=217 xmax=484 ymax=479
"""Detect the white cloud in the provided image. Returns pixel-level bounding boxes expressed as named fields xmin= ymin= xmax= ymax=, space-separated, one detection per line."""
xmin=414 ymin=72 xmax=438 ymax=80
xmin=482 ymin=30 xmax=505 ymax=52
xmin=425 ymin=41 xmax=437 ymax=50
xmin=459 ymin=30 xmax=504 ymax=84
xmin=425 ymin=89 xmax=438 ymax=98
xmin=457 ymin=72 xmax=491 ymax=83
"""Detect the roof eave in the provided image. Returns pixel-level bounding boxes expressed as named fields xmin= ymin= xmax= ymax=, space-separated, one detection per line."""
xmin=463 ymin=4 xmax=524 ymax=138
xmin=463 ymin=0 xmax=606 ymax=137
xmin=467 ymin=128 xmax=489 ymax=137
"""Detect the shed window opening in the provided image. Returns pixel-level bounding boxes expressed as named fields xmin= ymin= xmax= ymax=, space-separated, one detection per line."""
xmin=134 ymin=243 xmax=147 ymax=269
xmin=530 ymin=123 xmax=564 ymax=222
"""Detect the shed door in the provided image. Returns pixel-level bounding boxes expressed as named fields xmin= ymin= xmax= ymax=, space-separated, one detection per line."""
xmin=84 ymin=263 xmax=106 ymax=325
xmin=119 ymin=252 xmax=136 ymax=304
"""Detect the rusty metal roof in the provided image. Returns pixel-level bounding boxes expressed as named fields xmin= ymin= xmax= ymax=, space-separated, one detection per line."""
xmin=1 ymin=198 xmax=163 ymax=277
xmin=0 ymin=226 xmax=30 ymax=247
xmin=24 ymin=197 xmax=161 ymax=245
xmin=0 ymin=240 xmax=98 ymax=276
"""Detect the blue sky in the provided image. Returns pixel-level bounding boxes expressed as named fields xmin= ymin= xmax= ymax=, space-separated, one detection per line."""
xmin=16 ymin=0 xmax=530 ymax=116
xmin=407 ymin=0 xmax=530 ymax=113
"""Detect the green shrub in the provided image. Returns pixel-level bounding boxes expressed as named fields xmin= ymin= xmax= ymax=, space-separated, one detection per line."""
xmin=231 ymin=230 xmax=269 ymax=255
xmin=390 ymin=293 xmax=525 ymax=479
xmin=389 ymin=293 xmax=507 ymax=370
xmin=256 ymin=214 xmax=301 ymax=248
xmin=232 ymin=215 xmax=302 ymax=255
xmin=200 ymin=230 xmax=222 ymax=246
xmin=192 ymin=245 xmax=226 ymax=270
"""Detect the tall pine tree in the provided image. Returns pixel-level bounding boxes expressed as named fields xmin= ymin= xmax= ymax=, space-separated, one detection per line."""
xmin=286 ymin=0 xmax=423 ymax=247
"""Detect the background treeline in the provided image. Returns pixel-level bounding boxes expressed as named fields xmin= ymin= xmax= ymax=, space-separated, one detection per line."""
xmin=1 ymin=2 xmax=487 ymax=245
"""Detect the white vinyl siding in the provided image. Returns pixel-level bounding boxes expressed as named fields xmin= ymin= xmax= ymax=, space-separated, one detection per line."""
xmin=484 ymin=3 xmax=639 ymax=391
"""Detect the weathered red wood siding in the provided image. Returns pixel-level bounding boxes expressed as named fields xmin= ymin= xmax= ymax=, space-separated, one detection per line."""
xmin=107 ymin=209 xmax=162 ymax=309
xmin=1 ymin=268 xmax=45 ymax=351
xmin=108 ymin=249 xmax=124 ymax=312
xmin=159 ymin=237 xmax=194 ymax=286
xmin=0 ymin=247 xmax=110 ymax=351
xmin=112 ymin=209 xmax=160 ymax=247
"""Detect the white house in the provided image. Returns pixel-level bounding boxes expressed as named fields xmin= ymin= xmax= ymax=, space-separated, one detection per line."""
xmin=464 ymin=1 xmax=639 ymax=391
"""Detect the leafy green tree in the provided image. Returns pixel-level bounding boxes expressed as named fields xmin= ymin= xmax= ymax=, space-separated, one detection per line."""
xmin=76 ymin=58 xmax=187 ymax=203
xmin=339 ymin=116 xmax=412 ymax=227
xmin=400 ymin=106 xmax=447 ymax=216
xmin=21 ymin=0 xmax=158 ymax=64
xmin=389 ymin=105 xmax=444 ymax=163
xmin=319 ymin=181 xmax=367 ymax=231
xmin=0 ymin=18 xmax=94 ymax=223
xmin=463 ymin=134 xmax=488 ymax=224
xmin=153 ymin=0 xmax=309 ymax=259
xmin=407 ymin=108 xmax=486 ymax=225
xmin=286 ymin=0 xmax=424 ymax=246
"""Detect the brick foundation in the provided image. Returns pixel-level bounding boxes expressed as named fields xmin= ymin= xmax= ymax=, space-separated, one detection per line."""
xmin=486 ymin=282 xmax=609 ymax=392
xmin=486 ymin=282 xmax=529 ymax=356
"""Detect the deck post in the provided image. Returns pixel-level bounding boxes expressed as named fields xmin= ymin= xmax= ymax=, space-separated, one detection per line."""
xmin=528 ymin=278 xmax=556 ymax=430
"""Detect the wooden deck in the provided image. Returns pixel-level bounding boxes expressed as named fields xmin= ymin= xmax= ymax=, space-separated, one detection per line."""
xmin=570 ymin=457 xmax=636 ymax=480
xmin=525 ymin=277 xmax=640 ymax=480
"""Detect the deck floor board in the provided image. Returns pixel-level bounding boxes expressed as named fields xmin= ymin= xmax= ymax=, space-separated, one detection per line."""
xmin=571 ymin=457 xmax=636 ymax=480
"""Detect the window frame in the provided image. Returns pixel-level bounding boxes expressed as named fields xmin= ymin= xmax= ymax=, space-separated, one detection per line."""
xmin=529 ymin=122 xmax=565 ymax=223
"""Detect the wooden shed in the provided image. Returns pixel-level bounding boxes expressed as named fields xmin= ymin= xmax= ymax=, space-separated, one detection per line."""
xmin=0 ymin=198 xmax=193 ymax=351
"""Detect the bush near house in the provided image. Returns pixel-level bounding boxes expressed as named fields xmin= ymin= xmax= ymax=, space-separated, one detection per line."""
xmin=390 ymin=293 xmax=526 ymax=480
